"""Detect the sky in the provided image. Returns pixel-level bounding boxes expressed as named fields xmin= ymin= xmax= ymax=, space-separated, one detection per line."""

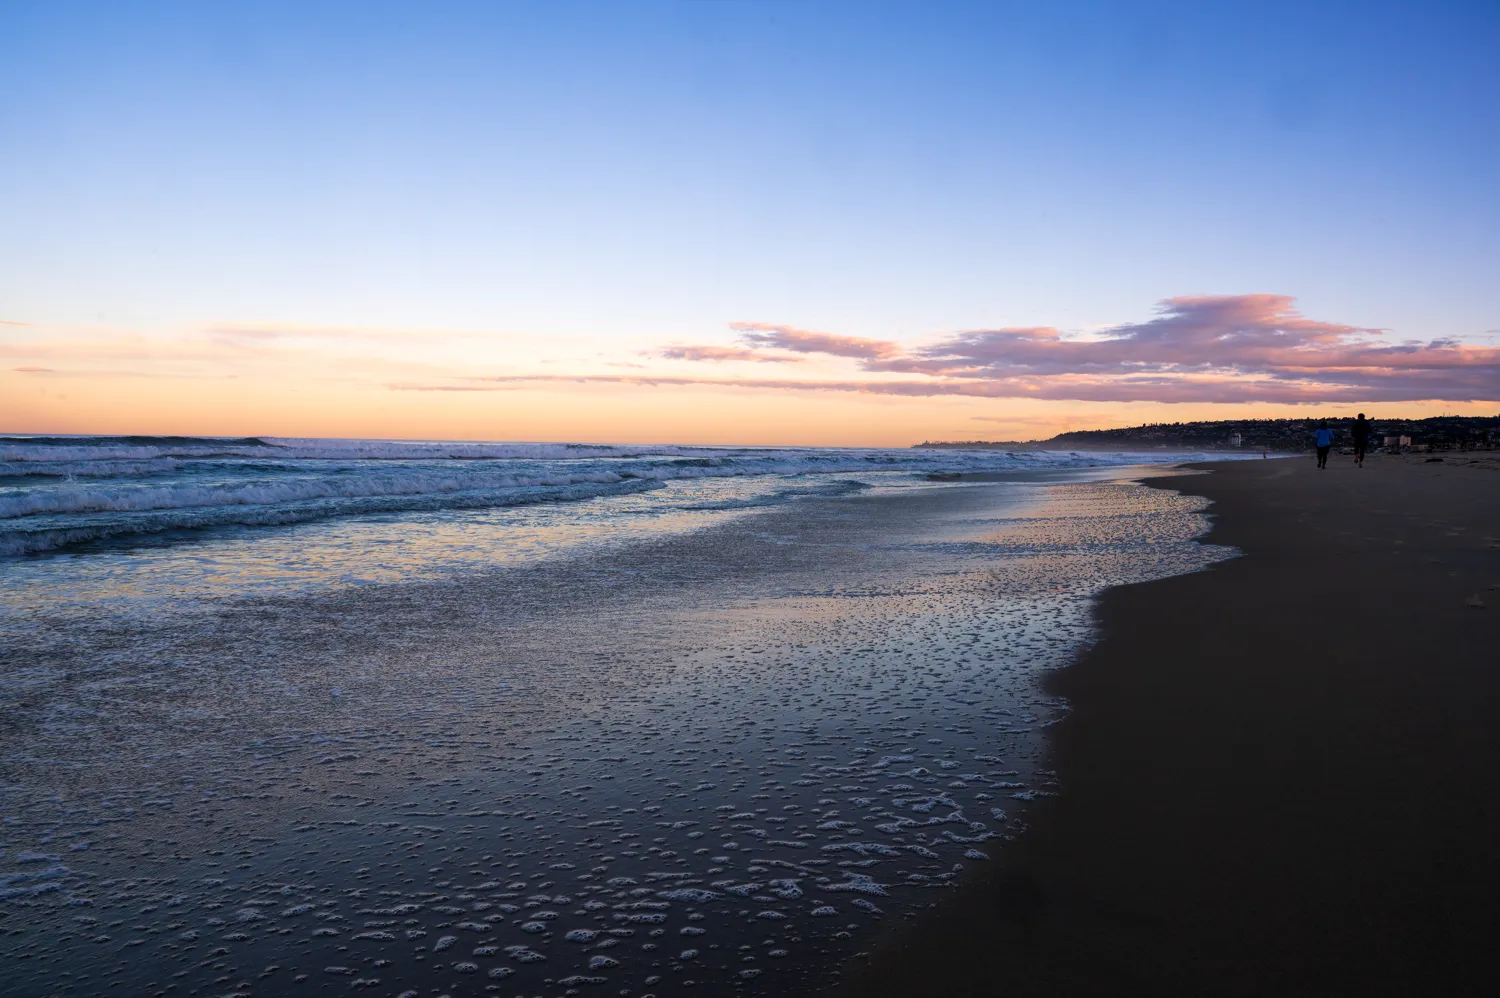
xmin=2 ymin=0 xmax=1497 ymax=446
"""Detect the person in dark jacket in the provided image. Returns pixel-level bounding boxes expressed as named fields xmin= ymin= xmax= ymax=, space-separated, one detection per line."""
xmin=1351 ymin=413 xmax=1370 ymax=467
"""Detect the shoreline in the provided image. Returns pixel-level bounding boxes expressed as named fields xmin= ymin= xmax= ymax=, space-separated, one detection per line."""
xmin=841 ymin=454 xmax=1500 ymax=996
xmin=1 ymin=467 xmax=1212 ymax=997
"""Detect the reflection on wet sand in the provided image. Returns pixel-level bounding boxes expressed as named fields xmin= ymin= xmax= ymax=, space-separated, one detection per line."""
xmin=1 ymin=469 xmax=1228 ymax=997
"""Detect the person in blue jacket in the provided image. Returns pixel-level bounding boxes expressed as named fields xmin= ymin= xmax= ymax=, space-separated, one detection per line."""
xmin=1314 ymin=421 xmax=1334 ymax=469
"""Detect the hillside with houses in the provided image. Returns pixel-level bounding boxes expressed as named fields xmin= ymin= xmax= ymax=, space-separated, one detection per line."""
xmin=915 ymin=415 xmax=1500 ymax=453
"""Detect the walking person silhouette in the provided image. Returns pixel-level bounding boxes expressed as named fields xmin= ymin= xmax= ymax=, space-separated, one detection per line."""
xmin=1351 ymin=413 xmax=1370 ymax=467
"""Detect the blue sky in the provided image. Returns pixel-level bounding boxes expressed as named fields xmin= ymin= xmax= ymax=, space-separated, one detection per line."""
xmin=2 ymin=1 xmax=1497 ymax=443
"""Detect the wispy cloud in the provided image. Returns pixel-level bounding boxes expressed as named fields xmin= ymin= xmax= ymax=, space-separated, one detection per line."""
xmin=728 ymin=322 xmax=901 ymax=360
xmin=205 ymin=322 xmax=477 ymax=345
xmin=386 ymin=383 xmax=519 ymax=392
xmin=650 ymin=296 xmax=1500 ymax=403
xmin=970 ymin=414 xmax=1087 ymax=426
xmin=907 ymin=295 xmax=1500 ymax=400
xmin=1 ymin=323 xmax=472 ymax=384
xmin=455 ymin=371 xmax=1406 ymax=403
xmin=660 ymin=344 xmax=802 ymax=363
xmin=915 ymin=295 xmax=1375 ymax=376
xmin=10 ymin=296 xmax=1497 ymax=407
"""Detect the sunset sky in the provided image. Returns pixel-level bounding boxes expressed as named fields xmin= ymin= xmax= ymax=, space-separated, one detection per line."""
xmin=2 ymin=1 xmax=1497 ymax=446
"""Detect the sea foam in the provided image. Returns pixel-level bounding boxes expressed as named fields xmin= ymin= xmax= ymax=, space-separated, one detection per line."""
xmin=0 ymin=434 xmax=1235 ymax=558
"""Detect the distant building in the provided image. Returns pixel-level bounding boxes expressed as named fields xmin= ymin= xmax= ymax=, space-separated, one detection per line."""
xmin=1228 ymin=432 xmax=1243 ymax=447
xmin=1384 ymin=435 xmax=1412 ymax=451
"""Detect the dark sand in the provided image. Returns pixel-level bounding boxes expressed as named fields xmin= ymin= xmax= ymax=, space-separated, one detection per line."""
xmin=842 ymin=454 xmax=1500 ymax=997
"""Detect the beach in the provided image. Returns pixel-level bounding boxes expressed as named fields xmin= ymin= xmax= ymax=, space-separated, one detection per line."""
xmin=9 ymin=443 xmax=1495 ymax=996
xmin=844 ymin=453 xmax=1500 ymax=996
xmin=0 ymin=440 xmax=1235 ymax=997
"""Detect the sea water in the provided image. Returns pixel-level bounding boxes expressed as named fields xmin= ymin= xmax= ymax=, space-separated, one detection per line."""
xmin=0 ymin=436 xmax=1239 ymax=996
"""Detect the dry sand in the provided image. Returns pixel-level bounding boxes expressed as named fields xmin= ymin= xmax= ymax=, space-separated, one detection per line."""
xmin=842 ymin=453 xmax=1500 ymax=997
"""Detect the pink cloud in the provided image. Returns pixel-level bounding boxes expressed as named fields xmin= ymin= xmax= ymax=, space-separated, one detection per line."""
xmin=458 ymin=358 xmax=1496 ymax=404
xmin=444 ymin=372 xmax=1293 ymax=403
xmin=386 ymin=383 xmax=519 ymax=392
xmin=441 ymin=297 xmax=1495 ymax=404
xmin=0 ymin=326 xmax=472 ymax=384
xmin=205 ymin=322 xmax=475 ymax=344
xmin=13 ymin=296 xmax=1497 ymax=406
xmin=729 ymin=322 xmax=901 ymax=360
xmin=661 ymin=344 xmax=803 ymax=363
xmin=915 ymin=295 xmax=1500 ymax=387
xmin=687 ymin=296 xmax=1500 ymax=403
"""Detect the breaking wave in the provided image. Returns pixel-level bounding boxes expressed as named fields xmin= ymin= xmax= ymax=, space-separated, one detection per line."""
xmin=0 ymin=434 xmax=1232 ymax=557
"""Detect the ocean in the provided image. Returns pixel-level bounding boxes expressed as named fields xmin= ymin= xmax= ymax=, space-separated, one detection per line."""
xmin=1 ymin=436 xmax=1239 ymax=996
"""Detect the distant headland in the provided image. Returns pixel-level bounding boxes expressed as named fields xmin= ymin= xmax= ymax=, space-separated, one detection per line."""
xmin=914 ymin=415 xmax=1500 ymax=452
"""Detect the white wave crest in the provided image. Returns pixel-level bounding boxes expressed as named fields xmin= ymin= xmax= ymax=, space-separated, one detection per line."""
xmin=0 ymin=479 xmax=663 ymax=556
xmin=0 ymin=435 xmax=1251 ymax=557
xmin=0 ymin=468 xmax=635 ymax=519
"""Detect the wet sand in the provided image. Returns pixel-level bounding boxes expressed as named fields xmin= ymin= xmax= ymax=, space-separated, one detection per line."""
xmin=843 ymin=454 xmax=1500 ymax=996
xmin=0 ymin=468 xmax=1225 ymax=997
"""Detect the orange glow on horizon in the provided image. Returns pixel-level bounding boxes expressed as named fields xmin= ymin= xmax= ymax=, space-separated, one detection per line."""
xmin=5 ymin=305 xmax=1496 ymax=447
xmin=5 ymin=367 xmax=1495 ymax=448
